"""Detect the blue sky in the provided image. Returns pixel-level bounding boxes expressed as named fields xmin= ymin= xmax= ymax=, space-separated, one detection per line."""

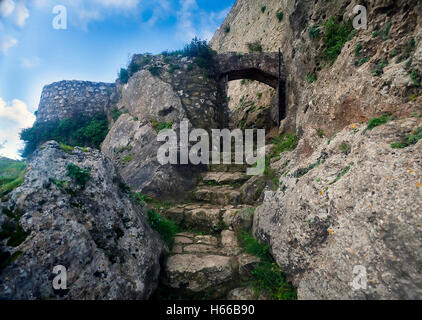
xmin=0 ymin=0 xmax=234 ymax=159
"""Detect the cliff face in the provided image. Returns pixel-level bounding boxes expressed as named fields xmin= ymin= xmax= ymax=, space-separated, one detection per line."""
xmin=211 ymin=0 xmax=422 ymax=299
xmin=36 ymin=80 xmax=115 ymax=123
xmin=211 ymin=0 xmax=422 ymax=145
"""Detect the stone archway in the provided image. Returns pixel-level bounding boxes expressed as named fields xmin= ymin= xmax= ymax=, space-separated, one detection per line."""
xmin=214 ymin=52 xmax=286 ymax=129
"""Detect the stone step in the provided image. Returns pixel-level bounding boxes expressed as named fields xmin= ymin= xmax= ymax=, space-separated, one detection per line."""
xmin=163 ymin=203 xmax=254 ymax=232
xmin=163 ymin=230 xmax=261 ymax=298
xmin=200 ymin=171 xmax=249 ymax=186
xmin=208 ymin=163 xmax=248 ymax=173
xmin=193 ymin=186 xmax=242 ymax=206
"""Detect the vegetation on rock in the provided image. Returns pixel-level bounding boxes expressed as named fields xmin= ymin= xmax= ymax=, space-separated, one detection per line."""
xmin=0 ymin=158 xmax=26 ymax=199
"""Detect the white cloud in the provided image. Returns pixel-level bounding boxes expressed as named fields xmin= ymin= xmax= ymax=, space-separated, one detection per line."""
xmin=1 ymin=37 xmax=18 ymax=53
xmin=13 ymin=0 xmax=29 ymax=27
xmin=92 ymin=0 xmax=140 ymax=8
xmin=0 ymin=0 xmax=15 ymax=17
xmin=175 ymin=0 xmax=231 ymax=42
xmin=0 ymin=97 xmax=35 ymax=159
xmin=21 ymin=56 xmax=41 ymax=68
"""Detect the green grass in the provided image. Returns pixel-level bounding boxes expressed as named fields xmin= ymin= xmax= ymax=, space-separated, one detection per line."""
xmin=0 ymin=158 xmax=26 ymax=199
xmin=323 ymin=17 xmax=355 ymax=64
xmin=306 ymin=72 xmax=316 ymax=84
xmin=357 ymin=57 xmax=370 ymax=66
xmin=366 ymin=113 xmax=393 ymax=130
xmin=147 ymin=209 xmax=178 ymax=248
xmin=308 ymin=24 xmax=320 ymax=39
xmin=316 ymin=129 xmax=325 ymax=138
xmin=59 ymin=143 xmax=74 ymax=155
xmin=391 ymin=126 xmax=422 ymax=149
xmin=151 ymin=120 xmax=173 ymax=132
xmin=66 ymin=163 xmax=90 ymax=187
xmin=355 ymin=42 xmax=363 ymax=56
xmin=237 ymin=231 xmax=297 ymax=300
xmin=119 ymin=154 xmax=133 ymax=165
xmin=371 ymin=59 xmax=388 ymax=76
xmin=410 ymin=69 xmax=421 ymax=87
xmin=329 ymin=165 xmax=352 ymax=185
xmin=339 ymin=142 xmax=352 ymax=155
xmin=247 ymin=40 xmax=263 ymax=52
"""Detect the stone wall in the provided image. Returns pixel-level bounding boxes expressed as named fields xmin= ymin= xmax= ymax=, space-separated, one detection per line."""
xmin=36 ymin=80 xmax=115 ymax=123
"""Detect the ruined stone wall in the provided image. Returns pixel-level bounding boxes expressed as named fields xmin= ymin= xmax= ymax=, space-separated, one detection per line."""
xmin=36 ymin=80 xmax=115 ymax=123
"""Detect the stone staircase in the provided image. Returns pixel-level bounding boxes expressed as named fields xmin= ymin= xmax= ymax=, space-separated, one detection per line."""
xmin=156 ymin=162 xmax=267 ymax=300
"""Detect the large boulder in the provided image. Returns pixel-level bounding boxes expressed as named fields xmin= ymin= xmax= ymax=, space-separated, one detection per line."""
xmin=102 ymin=54 xmax=222 ymax=199
xmin=253 ymin=118 xmax=422 ymax=299
xmin=0 ymin=141 xmax=166 ymax=300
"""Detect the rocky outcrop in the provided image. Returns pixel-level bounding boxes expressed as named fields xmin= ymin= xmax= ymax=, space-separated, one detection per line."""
xmin=253 ymin=119 xmax=422 ymax=299
xmin=0 ymin=141 xmax=166 ymax=300
xmin=102 ymin=54 xmax=223 ymax=199
xmin=211 ymin=0 xmax=422 ymax=136
xmin=36 ymin=81 xmax=115 ymax=123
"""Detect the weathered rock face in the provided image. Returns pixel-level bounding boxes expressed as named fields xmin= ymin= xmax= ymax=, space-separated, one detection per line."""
xmin=211 ymin=0 xmax=422 ymax=139
xmin=102 ymin=54 xmax=223 ymax=199
xmin=253 ymin=119 xmax=422 ymax=299
xmin=36 ymin=81 xmax=115 ymax=123
xmin=101 ymin=114 xmax=202 ymax=199
xmin=0 ymin=141 xmax=165 ymax=300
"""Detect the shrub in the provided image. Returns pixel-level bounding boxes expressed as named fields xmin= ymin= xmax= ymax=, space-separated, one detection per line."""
xmin=316 ymin=129 xmax=325 ymax=138
xmin=371 ymin=59 xmax=388 ymax=76
xmin=391 ymin=126 xmax=422 ymax=149
xmin=111 ymin=107 xmax=123 ymax=121
xmin=147 ymin=209 xmax=178 ymax=248
xmin=323 ymin=17 xmax=355 ymax=64
xmin=357 ymin=57 xmax=370 ymax=66
xmin=20 ymin=114 xmax=109 ymax=157
xmin=261 ymin=6 xmax=266 ymax=13
xmin=118 ymin=68 xmax=129 ymax=84
xmin=410 ymin=69 xmax=421 ymax=86
xmin=128 ymin=61 xmax=141 ymax=75
xmin=366 ymin=113 xmax=393 ymax=130
xmin=148 ymin=65 xmax=161 ymax=77
xmin=247 ymin=40 xmax=263 ymax=52
xmin=224 ymin=25 xmax=230 ymax=33
xmin=170 ymin=37 xmax=216 ymax=69
xmin=308 ymin=24 xmax=320 ymax=39
xmin=168 ymin=64 xmax=180 ymax=74
xmin=339 ymin=142 xmax=352 ymax=155
xmin=276 ymin=11 xmax=284 ymax=22
xmin=66 ymin=163 xmax=90 ymax=187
